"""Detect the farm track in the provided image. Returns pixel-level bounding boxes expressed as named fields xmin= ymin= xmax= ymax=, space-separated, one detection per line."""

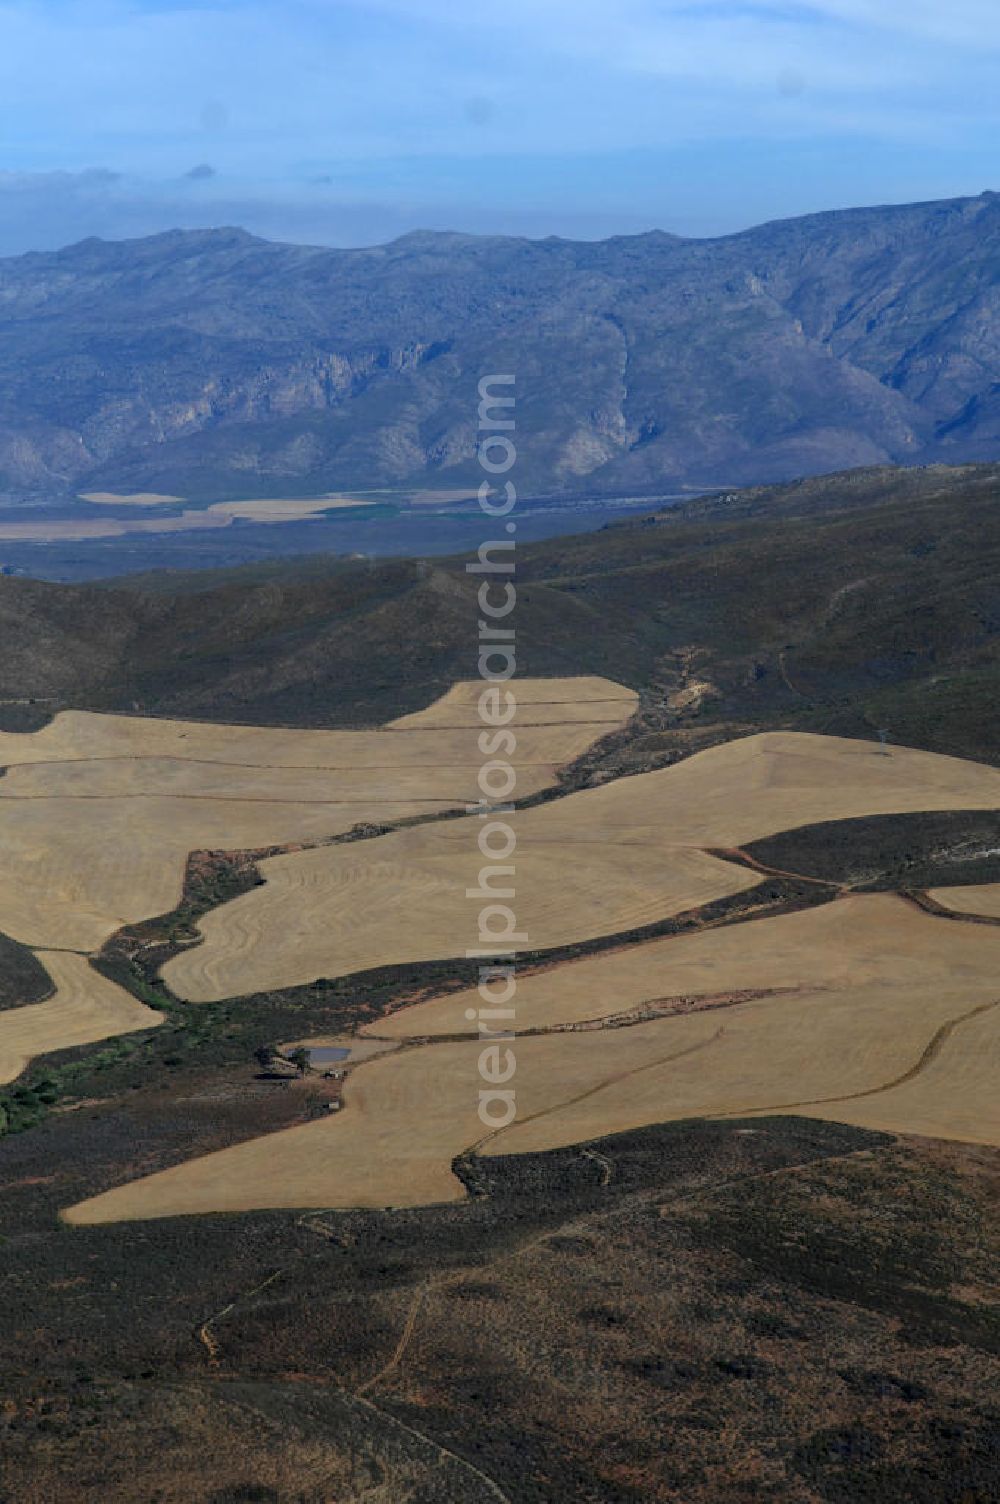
xmin=657 ymin=1144 xmax=879 ymax=1218
xmin=197 ymin=1379 xmax=516 ymax=1502
xmin=476 ymin=1028 xmax=726 ymax=1160
xmin=350 ymin=1392 xmax=514 ymax=1503
xmin=31 ymin=722 xmax=1000 ymax=1225
xmin=192 ymin=1218 xmax=519 ymax=1501
xmin=706 ymin=844 xmax=842 ymax=888
xmin=777 ymin=649 xmax=810 ymax=699
xmin=581 ymin=1146 xmax=614 ymax=1185
xmin=354 ymin=1141 xmax=879 ymax=1409
xmin=0 ymin=791 xmax=470 ymax=806
xmin=718 ymin=996 xmax=1000 ymax=1119
xmin=0 ymin=753 xmax=578 ymax=772
xmin=354 ymin=1383 xmax=514 ymax=1504
xmin=197 ymin=1267 xmax=287 ymax=1365
xmin=355 ymin=1201 xmax=619 ymax=1404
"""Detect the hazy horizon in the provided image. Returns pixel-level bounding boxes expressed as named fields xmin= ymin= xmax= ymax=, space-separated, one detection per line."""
xmin=7 ymin=183 xmax=1000 ymax=262
xmin=2 ymin=1 xmax=999 ymax=255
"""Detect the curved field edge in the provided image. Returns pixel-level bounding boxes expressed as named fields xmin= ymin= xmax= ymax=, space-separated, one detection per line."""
xmin=0 ymin=675 xmax=637 ymax=1116
xmin=4 ymin=804 xmax=998 ymax=1194
xmin=0 ymin=926 xmax=54 ymax=1010
xmin=0 ymin=803 xmax=991 ymax=1198
xmin=158 ymin=734 xmax=1000 ymax=1004
xmin=2 ymin=732 xmax=997 ymax=1205
xmin=744 ymin=808 xmax=1000 ymax=891
xmin=63 ymin=892 xmax=1000 ymax=1224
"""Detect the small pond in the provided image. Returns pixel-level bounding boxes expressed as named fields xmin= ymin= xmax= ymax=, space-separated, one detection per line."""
xmin=308 ymin=1046 xmax=352 ymax=1067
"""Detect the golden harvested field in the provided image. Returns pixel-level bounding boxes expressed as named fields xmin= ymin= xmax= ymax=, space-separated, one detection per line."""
xmin=0 ymin=684 xmax=629 ymax=953
xmin=40 ymin=724 xmax=1000 ymax=1226
xmin=79 ymin=491 xmax=185 ymax=506
xmin=388 ymin=676 xmax=638 ymax=728
xmin=0 ymin=518 xmax=157 ymax=542
xmin=0 ymin=493 xmax=379 ymax=542
xmin=407 ymin=487 xmax=480 ymax=505
xmin=163 ymin=835 xmax=755 ymax=1002
xmin=65 ymin=893 xmax=1000 ymax=1224
xmin=65 ymin=1039 xmax=483 ymax=1222
xmin=808 ymin=1000 xmax=1000 ymax=1144
xmin=526 ymin=730 xmax=1000 ymax=848
xmin=0 ymin=952 xmax=162 ymax=1086
xmin=485 ymin=983 xmax=1000 ymax=1159
xmin=929 ymin=883 xmax=1000 ymax=918
xmin=201 ymin=494 xmax=377 ymax=522
xmin=0 ymin=794 xmax=461 ymax=953
xmin=163 ymin=731 xmax=1000 ymax=1003
xmin=0 ymin=684 xmax=632 ymax=768
xmin=0 ymin=679 xmax=626 ymax=1080
xmin=76 ymin=486 xmax=478 ymax=513
xmin=372 ymin=893 xmax=1000 ymax=1038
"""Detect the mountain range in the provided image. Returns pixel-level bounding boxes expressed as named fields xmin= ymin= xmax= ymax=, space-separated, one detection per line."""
xmin=1 ymin=191 xmax=999 ymax=501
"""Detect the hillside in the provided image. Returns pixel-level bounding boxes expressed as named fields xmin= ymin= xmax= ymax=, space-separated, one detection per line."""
xmin=1 ymin=192 xmax=1000 ymax=501
xmin=1 ymin=461 xmax=999 ymax=1503
xmin=2 ymin=462 xmax=1000 ymax=765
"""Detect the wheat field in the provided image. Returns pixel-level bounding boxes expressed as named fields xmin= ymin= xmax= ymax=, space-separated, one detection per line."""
xmin=929 ymin=883 xmax=1000 ymax=919
xmin=164 ymin=731 xmax=1000 ymax=1002
xmin=66 ymin=891 xmax=1000 ymax=1225
xmin=0 ymin=952 xmax=162 ymax=1086
xmin=0 ymin=679 xmax=631 ymax=1073
xmin=0 ymin=681 xmax=633 ymax=952
xmin=371 ymin=892 xmax=1000 ymax=1038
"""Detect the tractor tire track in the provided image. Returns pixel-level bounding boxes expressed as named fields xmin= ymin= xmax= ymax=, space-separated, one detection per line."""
xmin=717 ymin=996 xmax=1000 ymax=1119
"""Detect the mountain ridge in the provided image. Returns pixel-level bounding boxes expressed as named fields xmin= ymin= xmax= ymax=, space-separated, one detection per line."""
xmin=1 ymin=190 xmax=998 ymax=500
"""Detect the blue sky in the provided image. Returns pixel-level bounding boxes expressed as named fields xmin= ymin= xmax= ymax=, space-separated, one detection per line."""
xmin=0 ymin=0 xmax=998 ymax=252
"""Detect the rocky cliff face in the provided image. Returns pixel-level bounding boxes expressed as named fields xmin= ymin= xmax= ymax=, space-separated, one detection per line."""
xmin=0 ymin=196 xmax=998 ymax=500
